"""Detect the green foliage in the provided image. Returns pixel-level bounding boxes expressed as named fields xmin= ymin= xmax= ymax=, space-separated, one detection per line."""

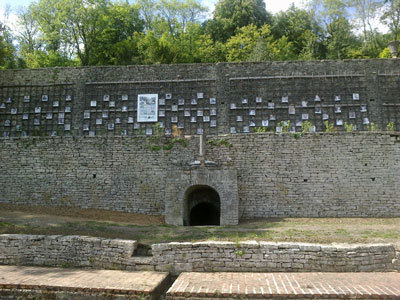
xmin=368 ymin=122 xmax=378 ymax=131
xmin=380 ymin=0 xmax=400 ymax=40
xmin=234 ymin=249 xmax=244 ymax=256
xmin=271 ymin=5 xmax=323 ymax=59
xmin=226 ymin=24 xmax=297 ymax=62
xmin=277 ymin=120 xmax=291 ymax=133
xmin=344 ymin=122 xmax=355 ymax=132
xmin=324 ymin=121 xmax=337 ymax=132
xmin=292 ymin=133 xmax=302 ymax=139
xmin=146 ymin=123 xmax=189 ymax=151
xmin=301 ymin=121 xmax=314 ymax=133
xmin=253 ymin=126 xmax=268 ymax=133
xmin=0 ymin=21 xmax=19 ymax=69
xmin=379 ymin=47 xmax=392 ymax=58
xmin=326 ymin=17 xmax=361 ymax=59
xmin=213 ymin=0 xmax=271 ymax=42
xmin=207 ymin=138 xmax=233 ymax=147
xmin=225 ymin=24 xmax=269 ymax=61
xmin=150 ymin=145 xmax=162 ymax=151
xmin=171 ymin=137 xmax=188 ymax=147
xmin=7 ymin=0 xmax=400 ymax=67
xmin=24 ymin=50 xmax=78 ymax=68
xmin=387 ymin=122 xmax=395 ymax=131
xmin=162 ymin=137 xmax=188 ymax=151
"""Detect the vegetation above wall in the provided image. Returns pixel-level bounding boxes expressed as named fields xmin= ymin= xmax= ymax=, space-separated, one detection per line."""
xmin=0 ymin=0 xmax=399 ymax=69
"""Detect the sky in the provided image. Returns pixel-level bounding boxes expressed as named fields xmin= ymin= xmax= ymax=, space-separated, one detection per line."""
xmin=1 ymin=0 xmax=306 ymax=18
xmin=0 ymin=0 xmax=306 ymax=35
xmin=0 ymin=0 xmax=386 ymax=35
xmin=1 ymin=0 xmax=306 ymax=13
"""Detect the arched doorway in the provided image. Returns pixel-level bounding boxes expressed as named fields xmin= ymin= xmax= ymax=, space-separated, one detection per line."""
xmin=184 ymin=185 xmax=220 ymax=226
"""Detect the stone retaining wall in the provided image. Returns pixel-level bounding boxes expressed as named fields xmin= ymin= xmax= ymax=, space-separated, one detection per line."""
xmin=1 ymin=235 xmax=398 ymax=274
xmin=152 ymin=241 xmax=398 ymax=275
xmin=1 ymin=59 xmax=400 ymax=137
xmin=0 ymin=234 xmax=137 ymax=269
xmin=1 ymin=133 xmax=400 ymax=223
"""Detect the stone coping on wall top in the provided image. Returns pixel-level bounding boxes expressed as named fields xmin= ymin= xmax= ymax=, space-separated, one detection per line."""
xmin=1 ymin=131 xmax=400 ymax=142
xmin=0 ymin=234 xmax=136 ymax=245
xmin=152 ymin=240 xmax=394 ymax=251
xmin=0 ymin=58 xmax=397 ymax=72
xmin=2 ymin=235 xmax=394 ymax=250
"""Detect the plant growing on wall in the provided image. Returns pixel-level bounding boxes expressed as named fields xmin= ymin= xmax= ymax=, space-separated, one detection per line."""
xmin=387 ymin=122 xmax=395 ymax=131
xmin=301 ymin=121 xmax=314 ymax=134
xmin=147 ymin=123 xmax=188 ymax=151
xmin=324 ymin=121 xmax=337 ymax=132
xmin=344 ymin=122 xmax=355 ymax=132
xmin=253 ymin=126 xmax=268 ymax=133
xmin=277 ymin=120 xmax=291 ymax=133
xmin=207 ymin=138 xmax=233 ymax=147
xmin=368 ymin=122 xmax=378 ymax=131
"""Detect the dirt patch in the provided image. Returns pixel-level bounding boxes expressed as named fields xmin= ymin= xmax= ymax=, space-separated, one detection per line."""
xmin=0 ymin=204 xmax=399 ymax=248
xmin=0 ymin=204 xmax=164 ymax=226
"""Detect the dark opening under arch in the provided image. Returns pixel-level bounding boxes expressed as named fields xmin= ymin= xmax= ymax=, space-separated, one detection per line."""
xmin=184 ymin=185 xmax=220 ymax=226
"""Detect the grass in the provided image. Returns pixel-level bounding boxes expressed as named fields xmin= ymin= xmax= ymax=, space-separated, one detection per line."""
xmin=0 ymin=204 xmax=399 ymax=246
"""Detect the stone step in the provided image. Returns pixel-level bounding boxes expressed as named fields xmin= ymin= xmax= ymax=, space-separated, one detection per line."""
xmin=130 ymin=256 xmax=154 ymax=265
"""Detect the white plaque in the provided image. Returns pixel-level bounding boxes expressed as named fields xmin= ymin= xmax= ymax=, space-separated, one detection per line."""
xmin=137 ymin=94 xmax=158 ymax=122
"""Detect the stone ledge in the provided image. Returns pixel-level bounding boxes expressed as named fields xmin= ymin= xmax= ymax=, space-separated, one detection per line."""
xmin=152 ymin=241 xmax=397 ymax=275
xmin=0 ymin=234 xmax=137 ymax=270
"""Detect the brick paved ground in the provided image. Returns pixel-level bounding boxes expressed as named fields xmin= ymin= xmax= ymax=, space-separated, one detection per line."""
xmin=2 ymin=266 xmax=400 ymax=300
xmin=167 ymin=272 xmax=400 ymax=299
xmin=0 ymin=265 xmax=169 ymax=299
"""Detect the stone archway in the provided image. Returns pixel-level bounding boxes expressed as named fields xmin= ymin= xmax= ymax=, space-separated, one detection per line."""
xmin=184 ymin=185 xmax=221 ymax=226
xmin=165 ymin=168 xmax=238 ymax=226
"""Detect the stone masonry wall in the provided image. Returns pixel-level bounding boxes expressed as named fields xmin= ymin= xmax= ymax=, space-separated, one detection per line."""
xmin=0 ymin=135 xmax=199 ymax=215
xmin=1 ymin=132 xmax=400 ymax=219
xmin=1 ymin=60 xmax=400 ymax=221
xmin=152 ymin=241 xmax=397 ymax=275
xmin=1 ymin=235 xmax=398 ymax=274
xmin=0 ymin=234 xmax=137 ymax=269
xmin=206 ymin=132 xmax=400 ymax=219
xmin=1 ymin=59 xmax=400 ymax=138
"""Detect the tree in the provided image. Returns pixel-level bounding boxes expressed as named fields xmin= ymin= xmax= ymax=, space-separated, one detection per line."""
xmin=17 ymin=7 xmax=41 ymax=54
xmin=211 ymin=0 xmax=272 ymax=42
xmin=225 ymin=24 xmax=295 ymax=62
xmin=141 ymin=0 xmax=207 ymax=36
xmin=271 ymin=4 xmax=324 ymax=58
xmin=325 ymin=17 xmax=360 ymax=59
xmin=345 ymin=0 xmax=383 ymax=57
xmin=380 ymin=0 xmax=400 ymax=40
xmin=90 ymin=1 xmax=144 ymax=65
xmin=0 ymin=7 xmax=19 ymax=69
xmin=29 ymin=0 xmax=144 ymax=66
xmin=349 ymin=0 xmax=380 ymax=42
xmin=0 ymin=23 xmax=17 ymax=69
xmin=138 ymin=0 xmax=157 ymax=31
xmin=309 ymin=0 xmax=349 ymax=25
xmin=225 ymin=24 xmax=267 ymax=61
